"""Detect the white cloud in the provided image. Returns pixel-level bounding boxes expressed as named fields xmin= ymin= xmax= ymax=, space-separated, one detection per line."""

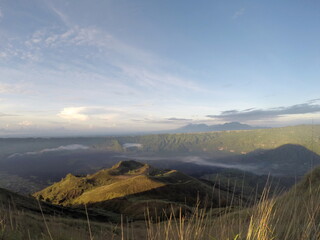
xmin=233 ymin=8 xmax=245 ymax=19
xmin=58 ymin=107 xmax=89 ymax=121
xmin=58 ymin=106 xmax=126 ymax=122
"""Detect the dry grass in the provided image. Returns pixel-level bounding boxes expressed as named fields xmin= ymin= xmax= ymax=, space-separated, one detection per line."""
xmin=2 ymin=168 xmax=320 ymax=239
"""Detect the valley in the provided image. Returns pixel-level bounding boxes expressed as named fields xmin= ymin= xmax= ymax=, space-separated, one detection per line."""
xmin=0 ymin=125 xmax=319 ymax=195
xmin=0 ymin=125 xmax=320 ymax=239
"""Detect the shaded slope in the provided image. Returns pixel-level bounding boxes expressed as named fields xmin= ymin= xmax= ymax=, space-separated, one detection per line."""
xmin=218 ymin=144 xmax=320 ymax=176
xmin=0 ymin=187 xmax=113 ymax=221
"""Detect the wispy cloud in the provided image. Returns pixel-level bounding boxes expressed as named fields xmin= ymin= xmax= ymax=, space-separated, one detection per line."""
xmin=232 ymin=7 xmax=245 ymax=19
xmin=167 ymin=117 xmax=193 ymax=121
xmin=5 ymin=22 xmax=206 ymax=95
xmin=120 ymin=65 xmax=205 ymax=92
xmin=207 ymin=100 xmax=320 ymax=122
xmin=46 ymin=2 xmax=72 ymax=27
xmin=0 ymin=2 xmax=208 ymax=123
xmin=8 ymin=144 xmax=89 ymax=158
xmin=17 ymin=0 xmax=206 ymax=93
xmin=0 ymin=112 xmax=15 ymax=117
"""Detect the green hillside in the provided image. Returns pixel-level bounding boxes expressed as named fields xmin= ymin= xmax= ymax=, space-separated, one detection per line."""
xmin=96 ymin=125 xmax=320 ymax=156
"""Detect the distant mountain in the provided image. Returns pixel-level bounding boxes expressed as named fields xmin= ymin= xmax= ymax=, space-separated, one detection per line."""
xmin=172 ymin=122 xmax=267 ymax=133
xmin=34 ymin=160 xmax=240 ymax=219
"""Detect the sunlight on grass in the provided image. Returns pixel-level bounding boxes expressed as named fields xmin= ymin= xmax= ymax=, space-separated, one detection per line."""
xmin=2 ymin=167 xmax=320 ymax=239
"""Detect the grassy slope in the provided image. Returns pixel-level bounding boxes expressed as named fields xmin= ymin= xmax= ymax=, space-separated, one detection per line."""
xmin=270 ymin=166 xmax=320 ymax=239
xmin=206 ymin=166 xmax=320 ymax=240
xmin=34 ymin=161 xmax=241 ymax=219
xmin=201 ymin=169 xmax=294 ymax=206
xmin=33 ymin=161 xmax=155 ymax=205
xmin=75 ymin=175 xmax=165 ymax=204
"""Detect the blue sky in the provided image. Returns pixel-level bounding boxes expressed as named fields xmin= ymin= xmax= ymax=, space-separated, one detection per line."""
xmin=1 ymin=0 xmax=320 ymax=136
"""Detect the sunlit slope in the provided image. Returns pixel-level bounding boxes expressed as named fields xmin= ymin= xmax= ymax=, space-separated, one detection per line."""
xmin=33 ymin=161 xmax=151 ymax=205
xmin=74 ymin=175 xmax=165 ymax=204
xmin=34 ymin=161 xmax=239 ymax=216
xmin=98 ymin=125 xmax=320 ymax=156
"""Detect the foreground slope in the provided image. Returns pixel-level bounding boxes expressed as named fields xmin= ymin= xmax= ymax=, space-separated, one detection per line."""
xmin=34 ymin=160 xmax=239 ymax=218
xmin=205 ymin=165 xmax=320 ymax=240
xmin=248 ymin=165 xmax=320 ymax=240
xmin=0 ymin=187 xmax=126 ymax=239
xmin=4 ymin=162 xmax=320 ymax=239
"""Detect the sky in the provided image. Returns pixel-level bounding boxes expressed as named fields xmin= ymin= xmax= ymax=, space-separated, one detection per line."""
xmin=0 ymin=0 xmax=320 ymax=136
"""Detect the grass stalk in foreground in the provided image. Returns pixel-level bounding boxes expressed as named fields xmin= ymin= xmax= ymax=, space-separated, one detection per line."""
xmin=2 ymin=170 xmax=320 ymax=239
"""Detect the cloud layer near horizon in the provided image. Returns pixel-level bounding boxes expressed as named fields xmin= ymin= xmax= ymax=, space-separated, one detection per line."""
xmin=207 ymin=101 xmax=320 ymax=122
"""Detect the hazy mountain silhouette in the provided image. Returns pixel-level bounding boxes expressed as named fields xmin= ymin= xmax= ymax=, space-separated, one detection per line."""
xmin=171 ymin=122 xmax=267 ymax=133
xmin=218 ymin=144 xmax=320 ymax=176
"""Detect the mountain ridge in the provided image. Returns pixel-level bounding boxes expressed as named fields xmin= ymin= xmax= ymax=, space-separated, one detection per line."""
xmin=33 ymin=160 xmax=241 ymax=218
xmin=170 ymin=121 xmax=267 ymax=133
